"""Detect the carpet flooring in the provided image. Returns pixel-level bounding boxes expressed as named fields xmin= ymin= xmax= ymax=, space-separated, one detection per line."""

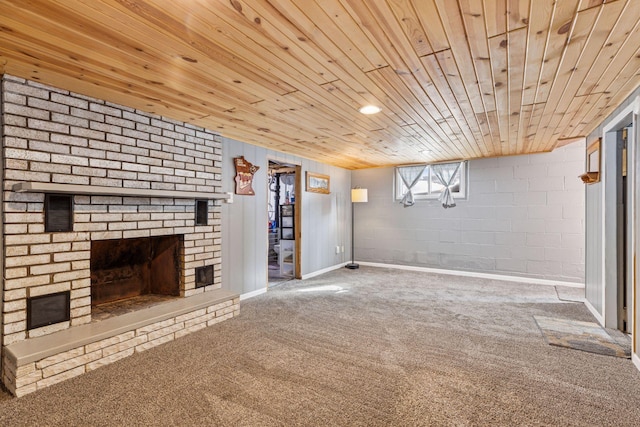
xmin=1 ymin=266 xmax=640 ymax=426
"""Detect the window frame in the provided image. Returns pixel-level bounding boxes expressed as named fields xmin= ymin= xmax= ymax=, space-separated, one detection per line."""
xmin=394 ymin=161 xmax=468 ymax=202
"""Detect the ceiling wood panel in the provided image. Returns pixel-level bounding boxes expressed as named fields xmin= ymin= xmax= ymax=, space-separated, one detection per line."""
xmin=549 ymin=1 xmax=627 ymax=144
xmin=507 ymin=0 xmax=530 ymax=32
xmin=1 ymin=0 xmax=639 ymax=169
xmin=488 ymin=34 xmax=508 ymax=152
xmin=534 ymin=6 xmax=600 ymax=151
xmin=485 ymin=0 xmax=507 ymax=38
xmin=521 ymin=0 xmax=554 ymax=106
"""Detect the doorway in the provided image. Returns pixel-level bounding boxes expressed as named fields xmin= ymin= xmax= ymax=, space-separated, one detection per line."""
xmin=603 ymin=114 xmax=635 ymax=335
xmin=616 ymin=126 xmax=632 ymax=332
xmin=267 ymin=161 xmax=301 ymax=285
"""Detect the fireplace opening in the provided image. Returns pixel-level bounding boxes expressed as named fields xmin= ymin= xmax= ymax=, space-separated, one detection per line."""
xmin=90 ymin=235 xmax=183 ymax=313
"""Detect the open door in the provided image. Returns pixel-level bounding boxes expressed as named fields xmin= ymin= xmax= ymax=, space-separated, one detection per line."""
xmin=267 ymin=161 xmax=301 ymax=285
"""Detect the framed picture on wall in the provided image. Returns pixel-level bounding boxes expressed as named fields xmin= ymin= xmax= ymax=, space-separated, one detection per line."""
xmin=580 ymin=138 xmax=601 ymax=184
xmin=587 ymin=138 xmax=600 ymax=173
xmin=306 ymin=172 xmax=330 ymax=194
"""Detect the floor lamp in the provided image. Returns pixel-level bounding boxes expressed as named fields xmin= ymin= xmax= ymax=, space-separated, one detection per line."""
xmin=346 ymin=188 xmax=368 ymax=269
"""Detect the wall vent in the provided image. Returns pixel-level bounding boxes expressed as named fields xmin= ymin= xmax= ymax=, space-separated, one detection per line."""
xmin=195 ymin=265 xmax=214 ymax=288
xmin=195 ymin=199 xmax=208 ymax=225
xmin=45 ymin=194 xmax=73 ymax=232
xmin=27 ymin=291 xmax=71 ymax=330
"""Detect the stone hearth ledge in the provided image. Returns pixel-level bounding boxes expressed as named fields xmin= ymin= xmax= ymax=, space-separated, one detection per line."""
xmin=2 ymin=289 xmax=239 ymax=396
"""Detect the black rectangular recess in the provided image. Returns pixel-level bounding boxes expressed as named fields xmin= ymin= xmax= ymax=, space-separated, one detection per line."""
xmin=27 ymin=291 xmax=71 ymax=330
xmin=195 ymin=265 xmax=214 ymax=288
xmin=195 ymin=199 xmax=208 ymax=226
xmin=280 ymin=204 xmax=294 ymax=240
xmin=45 ymin=193 xmax=73 ymax=232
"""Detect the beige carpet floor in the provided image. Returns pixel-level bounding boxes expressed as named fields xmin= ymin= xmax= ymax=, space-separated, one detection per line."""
xmin=1 ymin=266 xmax=640 ymax=426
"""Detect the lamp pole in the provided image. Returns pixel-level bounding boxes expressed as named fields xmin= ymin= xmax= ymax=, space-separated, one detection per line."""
xmin=346 ymin=188 xmax=367 ymax=269
xmin=346 ymin=200 xmax=358 ymax=269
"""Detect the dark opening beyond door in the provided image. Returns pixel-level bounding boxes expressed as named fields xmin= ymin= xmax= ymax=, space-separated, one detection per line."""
xmin=90 ymin=235 xmax=182 ymax=306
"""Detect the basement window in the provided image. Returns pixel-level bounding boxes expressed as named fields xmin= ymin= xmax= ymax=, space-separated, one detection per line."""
xmin=395 ymin=161 xmax=468 ymax=202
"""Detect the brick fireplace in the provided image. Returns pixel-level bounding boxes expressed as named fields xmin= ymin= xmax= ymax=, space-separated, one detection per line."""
xmin=1 ymin=75 xmax=239 ymax=396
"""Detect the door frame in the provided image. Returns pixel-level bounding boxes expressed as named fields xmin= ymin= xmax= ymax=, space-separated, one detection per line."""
xmin=601 ymin=103 xmax=637 ymax=340
xmin=266 ymin=158 xmax=302 ymax=282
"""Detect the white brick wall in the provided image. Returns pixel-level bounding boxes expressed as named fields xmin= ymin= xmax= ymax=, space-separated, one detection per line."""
xmin=1 ymin=75 xmax=223 ymax=344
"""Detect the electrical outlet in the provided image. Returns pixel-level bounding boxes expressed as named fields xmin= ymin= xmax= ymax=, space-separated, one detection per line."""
xmin=335 ymin=246 xmax=340 ymax=254
xmin=341 ymin=245 xmax=344 ymax=253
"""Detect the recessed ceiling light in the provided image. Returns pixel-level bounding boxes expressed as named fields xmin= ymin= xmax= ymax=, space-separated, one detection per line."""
xmin=359 ymin=105 xmax=381 ymax=115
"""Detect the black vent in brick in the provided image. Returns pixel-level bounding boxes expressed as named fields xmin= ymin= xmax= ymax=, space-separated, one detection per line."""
xmin=195 ymin=265 xmax=214 ymax=288
xmin=195 ymin=199 xmax=208 ymax=226
xmin=45 ymin=194 xmax=73 ymax=232
xmin=27 ymin=291 xmax=71 ymax=330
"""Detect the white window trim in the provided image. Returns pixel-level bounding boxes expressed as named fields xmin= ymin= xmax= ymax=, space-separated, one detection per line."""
xmin=394 ymin=161 xmax=468 ymax=202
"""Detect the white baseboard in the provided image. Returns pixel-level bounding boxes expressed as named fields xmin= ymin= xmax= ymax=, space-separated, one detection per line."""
xmin=357 ymin=262 xmax=585 ymax=288
xmin=633 ymin=353 xmax=640 ymax=372
xmin=584 ymin=299 xmax=605 ymax=326
xmin=301 ymin=262 xmax=348 ymax=280
xmin=240 ymin=287 xmax=267 ymax=301
xmin=240 ymin=262 xmax=348 ymax=298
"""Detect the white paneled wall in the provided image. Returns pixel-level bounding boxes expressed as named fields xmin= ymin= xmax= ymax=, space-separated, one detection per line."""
xmin=220 ymin=137 xmax=352 ymax=296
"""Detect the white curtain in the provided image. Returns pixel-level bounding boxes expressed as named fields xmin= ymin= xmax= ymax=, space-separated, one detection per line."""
xmin=432 ymin=162 xmax=462 ymax=208
xmin=397 ymin=165 xmax=426 ymax=207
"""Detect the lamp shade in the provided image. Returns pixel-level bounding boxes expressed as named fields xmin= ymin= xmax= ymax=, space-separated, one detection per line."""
xmin=351 ymin=188 xmax=368 ymax=203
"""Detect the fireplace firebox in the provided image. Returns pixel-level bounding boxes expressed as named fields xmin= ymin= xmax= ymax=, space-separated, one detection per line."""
xmin=90 ymin=235 xmax=183 ymax=306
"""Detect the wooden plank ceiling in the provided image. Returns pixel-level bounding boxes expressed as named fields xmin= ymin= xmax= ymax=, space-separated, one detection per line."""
xmin=1 ymin=0 xmax=639 ymax=169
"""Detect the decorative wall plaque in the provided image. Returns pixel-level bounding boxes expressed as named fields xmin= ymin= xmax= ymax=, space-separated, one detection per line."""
xmin=233 ymin=156 xmax=260 ymax=195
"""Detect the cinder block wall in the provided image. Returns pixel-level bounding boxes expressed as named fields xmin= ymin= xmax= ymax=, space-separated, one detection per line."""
xmin=351 ymin=143 xmax=585 ymax=283
xmin=1 ymin=75 xmax=223 ymax=345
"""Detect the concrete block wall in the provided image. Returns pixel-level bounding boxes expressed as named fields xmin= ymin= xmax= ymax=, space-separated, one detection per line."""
xmin=1 ymin=75 xmax=223 ymax=345
xmin=351 ymin=142 xmax=585 ymax=283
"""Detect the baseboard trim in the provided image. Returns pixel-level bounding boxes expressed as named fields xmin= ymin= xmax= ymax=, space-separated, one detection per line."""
xmin=584 ymin=299 xmax=605 ymax=326
xmin=240 ymin=287 xmax=267 ymax=300
xmin=357 ymin=262 xmax=585 ymax=288
xmin=633 ymin=353 xmax=640 ymax=372
xmin=301 ymin=262 xmax=348 ymax=280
